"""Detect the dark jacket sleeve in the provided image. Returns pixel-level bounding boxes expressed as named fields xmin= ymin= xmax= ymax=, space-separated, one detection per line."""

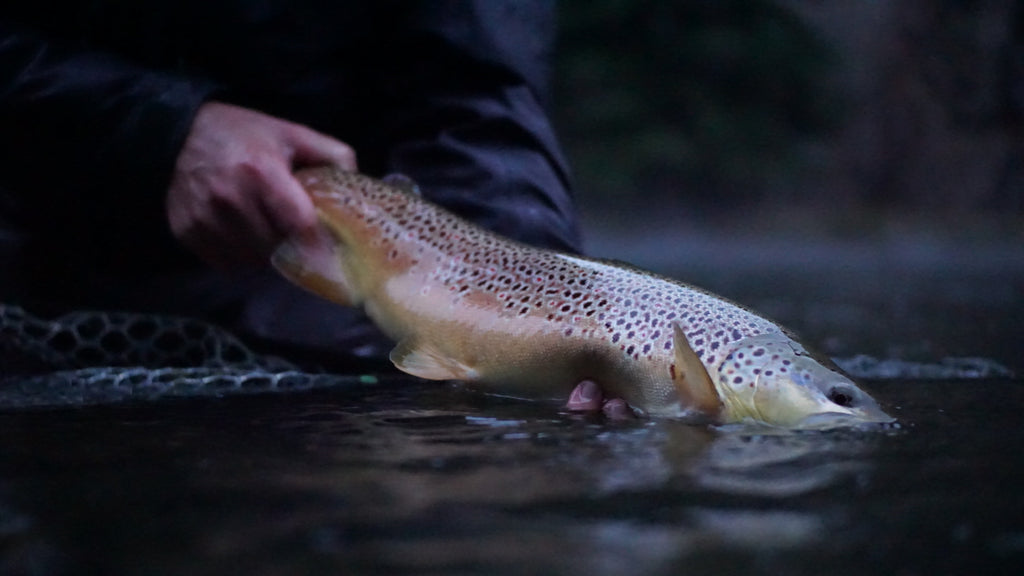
xmin=0 ymin=18 xmax=216 ymax=230
xmin=369 ymin=0 xmax=582 ymax=253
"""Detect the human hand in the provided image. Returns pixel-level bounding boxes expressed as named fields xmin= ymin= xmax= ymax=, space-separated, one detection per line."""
xmin=566 ymin=380 xmax=636 ymax=419
xmin=167 ymin=102 xmax=357 ymax=268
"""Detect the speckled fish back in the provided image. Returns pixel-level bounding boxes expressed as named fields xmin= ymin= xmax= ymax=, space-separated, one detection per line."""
xmin=307 ymin=168 xmax=785 ymax=374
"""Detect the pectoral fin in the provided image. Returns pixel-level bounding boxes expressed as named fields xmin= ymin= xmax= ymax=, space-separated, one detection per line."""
xmin=390 ymin=339 xmax=480 ymax=381
xmin=271 ymin=223 xmax=359 ymax=307
xmin=671 ymin=323 xmax=721 ymax=414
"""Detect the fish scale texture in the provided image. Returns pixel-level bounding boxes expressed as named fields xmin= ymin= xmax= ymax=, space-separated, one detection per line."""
xmin=313 ymin=169 xmax=784 ymax=373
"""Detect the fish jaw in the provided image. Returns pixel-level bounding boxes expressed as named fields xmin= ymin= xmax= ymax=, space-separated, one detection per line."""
xmin=713 ymin=334 xmax=893 ymax=429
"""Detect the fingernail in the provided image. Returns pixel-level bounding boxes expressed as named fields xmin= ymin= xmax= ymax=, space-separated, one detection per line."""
xmin=574 ymin=380 xmax=597 ymax=403
xmin=603 ymin=399 xmax=635 ymax=420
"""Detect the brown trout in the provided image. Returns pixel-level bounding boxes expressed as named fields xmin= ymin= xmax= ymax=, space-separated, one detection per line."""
xmin=272 ymin=167 xmax=891 ymax=428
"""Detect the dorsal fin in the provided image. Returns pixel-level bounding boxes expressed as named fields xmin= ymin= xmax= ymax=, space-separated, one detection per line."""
xmin=381 ymin=173 xmax=422 ymax=196
xmin=390 ymin=339 xmax=479 ymax=381
xmin=671 ymin=323 xmax=722 ymax=415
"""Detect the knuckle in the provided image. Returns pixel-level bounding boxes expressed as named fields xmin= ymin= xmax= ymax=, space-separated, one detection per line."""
xmin=237 ymin=153 xmax=273 ymax=181
xmin=206 ymin=183 xmax=240 ymax=211
xmin=336 ymin=144 xmax=357 ymax=167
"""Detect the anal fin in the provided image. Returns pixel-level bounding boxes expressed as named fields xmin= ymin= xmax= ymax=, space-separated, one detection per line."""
xmin=390 ymin=339 xmax=479 ymax=381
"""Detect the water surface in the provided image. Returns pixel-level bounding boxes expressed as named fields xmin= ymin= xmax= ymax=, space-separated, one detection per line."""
xmin=1 ymin=376 xmax=1021 ymax=575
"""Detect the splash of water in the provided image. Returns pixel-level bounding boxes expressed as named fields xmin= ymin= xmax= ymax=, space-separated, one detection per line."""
xmin=835 ymin=354 xmax=1014 ymax=380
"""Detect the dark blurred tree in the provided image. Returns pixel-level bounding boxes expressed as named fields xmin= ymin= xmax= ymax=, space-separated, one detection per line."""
xmin=857 ymin=0 xmax=1024 ymax=212
xmin=553 ymin=0 xmax=841 ymax=207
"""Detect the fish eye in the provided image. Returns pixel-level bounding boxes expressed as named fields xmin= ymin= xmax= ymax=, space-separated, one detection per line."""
xmin=827 ymin=387 xmax=855 ymax=407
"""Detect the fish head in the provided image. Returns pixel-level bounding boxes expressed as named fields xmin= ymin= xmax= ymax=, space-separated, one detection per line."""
xmin=713 ymin=334 xmax=892 ymax=429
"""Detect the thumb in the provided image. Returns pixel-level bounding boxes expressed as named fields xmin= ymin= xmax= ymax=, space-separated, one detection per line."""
xmin=287 ymin=124 xmax=358 ymax=171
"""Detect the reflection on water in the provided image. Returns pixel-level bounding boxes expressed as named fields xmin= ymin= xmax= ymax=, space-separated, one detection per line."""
xmin=693 ymin=426 xmax=880 ymax=498
xmin=0 ymin=377 xmax=1021 ymax=575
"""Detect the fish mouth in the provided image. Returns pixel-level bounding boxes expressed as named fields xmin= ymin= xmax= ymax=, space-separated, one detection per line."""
xmin=794 ymin=409 xmax=896 ymax=430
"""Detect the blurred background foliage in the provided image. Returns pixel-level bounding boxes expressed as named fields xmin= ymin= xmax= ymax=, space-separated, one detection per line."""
xmin=554 ymin=0 xmax=839 ymax=204
xmin=551 ymin=0 xmax=1024 ymax=233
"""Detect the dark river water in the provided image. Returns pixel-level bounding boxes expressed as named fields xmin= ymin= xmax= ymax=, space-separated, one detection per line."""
xmin=1 ymin=375 xmax=1021 ymax=576
xmin=1 ymin=227 xmax=1020 ymax=575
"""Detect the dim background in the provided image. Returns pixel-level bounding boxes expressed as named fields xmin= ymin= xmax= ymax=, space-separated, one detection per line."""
xmin=550 ymin=0 xmax=1024 ymax=373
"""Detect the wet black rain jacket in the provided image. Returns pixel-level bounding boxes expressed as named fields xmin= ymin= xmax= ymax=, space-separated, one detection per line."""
xmin=0 ymin=1 xmax=579 ymax=367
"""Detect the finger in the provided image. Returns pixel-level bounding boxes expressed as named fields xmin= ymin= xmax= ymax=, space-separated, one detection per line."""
xmin=166 ymin=178 xmax=250 ymax=268
xmin=258 ymin=161 xmax=320 ymax=244
xmin=287 ymin=124 xmax=358 ymax=171
xmin=602 ymin=399 xmax=637 ymax=420
xmin=220 ymin=197 xmax=281 ymax=264
xmin=180 ymin=174 xmax=280 ymax=267
xmin=566 ymin=380 xmax=603 ymax=411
